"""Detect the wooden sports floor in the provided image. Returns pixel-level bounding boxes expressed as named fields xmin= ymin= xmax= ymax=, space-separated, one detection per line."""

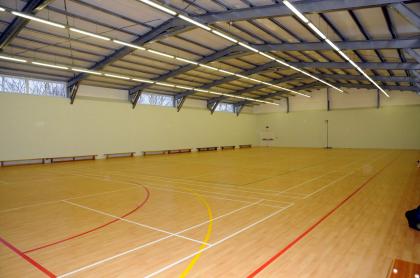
xmin=0 ymin=148 xmax=419 ymax=278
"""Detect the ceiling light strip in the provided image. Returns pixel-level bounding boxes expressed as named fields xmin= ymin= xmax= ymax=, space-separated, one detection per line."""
xmin=1 ymin=7 xmax=307 ymax=98
xmin=0 ymin=54 xmax=278 ymax=105
xmin=282 ymin=0 xmax=389 ymax=97
xmin=133 ymin=0 xmax=335 ymax=93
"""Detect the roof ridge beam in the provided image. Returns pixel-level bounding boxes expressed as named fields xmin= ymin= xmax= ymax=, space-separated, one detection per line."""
xmin=255 ymin=38 xmax=420 ymax=52
xmin=196 ymin=0 xmax=406 ymax=24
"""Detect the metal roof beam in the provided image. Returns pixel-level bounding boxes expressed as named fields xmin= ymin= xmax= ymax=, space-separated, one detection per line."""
xmin=255 ymin=38 xmax=419 ymax=52
xmin=67 ymin=18 xmax=189 ymax=88
xmin=128 ymin=44 xmax=241 ymax=107
xmin=197 ymin=0 xmax=404 ymax=24
xmin=281 ymin=61 xmax=420 ymax=70
xmin=238 ymin=82 xmax=417 ymax=106
xmin=0 ymin=0 xmax=55 ymax=49
xmin=390 ymin=3 xmax=420 ymax=29
xmin=205 ymin=74 xmax=300 ymax=104
xmin=175 ymin=61 xmax=277 ymax=99
xmin=313 ymin=73 xmax=418 ymax=83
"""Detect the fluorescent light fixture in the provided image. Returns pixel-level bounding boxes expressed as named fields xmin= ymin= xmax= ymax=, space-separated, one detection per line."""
xmin=337 ymin=50 xmax=351 ymax=61
xmin=308 ymin=23 xmax=326 ymax=40
xmin=71 ymin=68 xmax=102 ymax=75
xmin=219 ymin=69 xmax=235 ymax=75
xmin=175 ymin=57 xmax=198 ymax=65
xmin=132 ymin=78 xmax=154 ymax=84
xmin=198 ymin=64 xmax=218 ymax=71
xmin=238 ymin=42 xmax=259 ymax=53
xmin=155 ymin=82 xmax=175 ymax=87
xmin=12 ymin=11 xmax=65 ymax=28
xmin=32 ymin=61 xmax=68 ymax=70
xmin=113 ymin=40 xmax=146 ymax=50
xmin=194 ymin=88 xmax=209 ymax=93
xmin=249 ymin=78 xmax=261 ymax=83
xmin=325 ymin=39 xmax=340 ymax=52
xmin=175 ymin=85 xmax=193 ymax=90
xmin=235 ymin=74 xmax=248 ymax=79
xmin=70 ymin=28 xmax=110 ymax=41
xmin=283 ymin=1 xmax=388 ymax=97
xmin=275 ymin=59 xmax=292 ymax=67
xmin=0 ymin=55 xmax=27 ymax=63
xmin=209 ymin=91 xmax=223 ymax=95
xmin=259 ymin=52 xmax=275 ymax=60
xmin=104 ymin=73 xmax=130 ymax=80
xmin=211 ymin=30 xmax=238 ymax=43
xmin=147 ymin=49 xmax=174 ymax=59
xmin=137 ymin=0 xmax=177 ymax=15
xmin=178 ymin=14 xmax=211 ymax=31
xmin=0 ymin=7 xmax=6 ymax=12
xmin=283 ymin=1 xmax=309 ymax=23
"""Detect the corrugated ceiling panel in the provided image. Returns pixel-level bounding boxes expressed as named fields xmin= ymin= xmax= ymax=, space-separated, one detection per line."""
xmin=233 ymin=21 xmax=279 ymax=43
xmin=214 ymin=22 xmax=263 ymax=44
xmin=177 ymin=28 xmax=235 ymax=52
xmin=157 ymin=36 xmax=214 ymax=57
xmin=352 ymin=8 xmax=392 ymax=40
xmin=273 ymin=17 xmax=318 ymax=42
xmin=322 ymin=11 xmax=365 ymax=41
xmin=387 ymin=7 xmax=419 ymax=37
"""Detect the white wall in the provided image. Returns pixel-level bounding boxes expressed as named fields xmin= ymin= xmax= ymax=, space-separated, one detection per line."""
xmin=1 ymin=86 xmax=419 ymax=161
xmin=254 ymin=89 xmax=420 ymax=149
xmin=0 ymin=92 xmax=256 ymax=160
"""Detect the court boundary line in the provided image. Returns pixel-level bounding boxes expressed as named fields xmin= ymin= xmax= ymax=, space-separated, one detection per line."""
xmin=277 ymin=151 xmax=388 ymax=197
xmin=143 ymin=204 xmax=294 ymax=278
xmin=140 ymin=152 xmax=393 ymax=277
xmin=68 ymin=172 xmax=295 ymax=207
xmin=0 ymin=235 xmax=56 ymax=278
xmin=246 ymin=154 xmax=399 ymax=277
xmin=56 ymin=199 xmax=275 ymax=277
xmin=62 ymin=200 xmax=210 ymax=246
xmin=23 ymin=185 xmax=151 ymax=254
xmin=0 ymin=185 xmax=139 ymax=214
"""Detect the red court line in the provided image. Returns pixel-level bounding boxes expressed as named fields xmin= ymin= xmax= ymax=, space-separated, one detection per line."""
xmin=247 ymin=155 xmax=398 ymax=278
xmin=24 ymin=185 xmax=150 ymax=254
xmin=0 ymin=235 xmax=56 ymax=277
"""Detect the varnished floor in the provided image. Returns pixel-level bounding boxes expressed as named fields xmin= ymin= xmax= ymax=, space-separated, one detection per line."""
xmin=0 ymin=148 xmax=419 ymax=278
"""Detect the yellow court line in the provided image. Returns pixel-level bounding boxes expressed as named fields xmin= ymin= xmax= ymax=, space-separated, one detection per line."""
xmin=179 ymin=192 xmax=213 ymax=278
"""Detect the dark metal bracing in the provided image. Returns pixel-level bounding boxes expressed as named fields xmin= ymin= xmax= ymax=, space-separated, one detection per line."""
xmin=0 ymin=0 xmax=418 ymax=107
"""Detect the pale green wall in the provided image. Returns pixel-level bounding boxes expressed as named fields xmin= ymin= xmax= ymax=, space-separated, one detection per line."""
xmin=256 ymin=106 xmax=420 ymax=149
xmin=0 ymin=94 xmax=257 ymax=160
xmin=1 ymin=92 xmax=419 ymax=161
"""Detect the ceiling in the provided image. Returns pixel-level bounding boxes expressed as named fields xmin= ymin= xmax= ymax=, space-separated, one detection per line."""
xmin=0 ymin=0 xmax=419 ymax=109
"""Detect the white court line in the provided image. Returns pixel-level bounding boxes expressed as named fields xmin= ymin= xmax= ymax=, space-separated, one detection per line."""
xmin=0 ymin=186 xmax=139 ymax=214
xmin=142 ymin=153 xmax=391 ymax=277
xmin=111 ymin=171 xmax=290 ymax=194
xmin=302 ymin=151 xmax=393 ymax=199
xmin=280 ymin=151 xmax=388 ymax=197
xmin=57 ymin=199 xmax=278 ymax=278
xmin=144 ymin=204 xmax=294 ymax=278
xmin=62 ymin=200 xmax=209 ymax=246
xmin=68 ymin=172 xmax=261 ymax=205
xmin=68 ymin=171 xmax=294 ymax=206
xmin=302 ymin=171 xmax=356 ymax=199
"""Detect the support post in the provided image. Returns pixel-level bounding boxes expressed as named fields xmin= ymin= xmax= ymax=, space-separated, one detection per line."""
xmin=286 ymin=97 xmax=290 ymax=113
xmin=327 ymin=87 xmax=331 ymax=111
xmin=174 ymin=95 xmax=187 ymax=112
xmin=129 ymin=89 xmax=142 ymax=109
xmin=68 ymin=82 xmax=80 ymax=104
xmin=377 ymin=89 xmax=381 ymax=109
xmin=233 ymin=103 xmax=245 ymax=116
xmin=207 ymin=100 xmax=220 ymax=115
